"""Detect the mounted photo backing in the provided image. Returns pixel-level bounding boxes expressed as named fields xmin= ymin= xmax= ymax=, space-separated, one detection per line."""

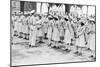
xmin=10 ymin=0 xmax=96 ymax=66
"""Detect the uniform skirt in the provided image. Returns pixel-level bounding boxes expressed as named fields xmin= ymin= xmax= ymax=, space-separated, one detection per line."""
xmin=47 ymin=26 xmax=52 ymax=39
xmin=37 ymin=28 xmax=43 ymax=37
xmin=30 ymin=26 xmax=37 ymax=46
xmin=88 ymin=33 xmax=95 ymax=50
xmin=75 ymin=34 xmax=85 ymax=47
xmin=52 ymin=27 xmax=60 ymax=41
xmin=64 ymin=29 xmax=71 ymax=44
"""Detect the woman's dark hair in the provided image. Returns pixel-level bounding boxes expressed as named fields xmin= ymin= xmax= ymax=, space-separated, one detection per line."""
xmin=77 ymin=18 xmax=80 ymax=21
xmin=38 ymin=15 xmax=42 ymax=19
xmin=48 ymin=17 xmax=53 ymax=20
xmin=90 ymin=20 xmax=95 ymax=24
xmin=54 ymin=17 xmax=58 ymax=21
xmin=81 ymin=22 xmax=84 ymax=26
xmin=64 ymin=18 xmax=68 ymax=21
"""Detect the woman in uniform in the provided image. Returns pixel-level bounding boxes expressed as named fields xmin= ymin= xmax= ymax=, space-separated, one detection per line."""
xmin=29 ymin=14 xmax=37 ymax=47
xmin=13 ymin=13 xmax=18 ymax=37
xmin=63 ymin=18 xmax=72 ymax=50
xmin=59 ymin=18 xmax=65 ymax=43
xmin=75 ymin=19 xmax=86 ymax=55
xmin=23 ymin=15 xmax=29 ymax=40
xmin=18 ymin=13 xmax=25 ymax=38
xmin=87 ymin=20 xmax=95 ymax=51
xmin=47 ymin=20 xmax=53 ymax=44
xmin=52 ymin=19 xmax=60 ymax=47
xmin=36 ymin=17 xmax=44 ymax=44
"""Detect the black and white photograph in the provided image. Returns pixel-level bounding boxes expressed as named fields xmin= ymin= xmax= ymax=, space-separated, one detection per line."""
xmin=10 ymin=0 xmax=96 ymax=66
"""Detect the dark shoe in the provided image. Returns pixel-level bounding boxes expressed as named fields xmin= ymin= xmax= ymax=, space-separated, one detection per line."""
xmin=38 ymin=41 xmax=44 ymax=43
xmin=74 ymin=51 xmax=79 ymax=54
xmin=78 ymin=52 xmax=82 ymax=56
xmin=13 ymin=34 xmax=17 ymax=36
xmin=87 ymin=48 xmax=91 ymax=51
xmin=70 ymin=43 xmax=74 ymax=46
xmin=64 ymin=49 xmax=71 ymax=52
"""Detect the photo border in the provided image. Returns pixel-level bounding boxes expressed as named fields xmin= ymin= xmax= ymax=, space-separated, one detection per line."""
xmin=10 ymin=0 xmax=96 ymax=67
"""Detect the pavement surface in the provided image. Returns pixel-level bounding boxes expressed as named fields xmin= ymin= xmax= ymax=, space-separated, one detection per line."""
xmin=11 ymin=43 xmax=95 ymax=66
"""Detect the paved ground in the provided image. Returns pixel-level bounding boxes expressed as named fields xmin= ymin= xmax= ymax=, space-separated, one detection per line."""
xmin=11 ymin=33 xmax=95 ymax=66
xmin=11 ymin=42 xmax=95 ymax=66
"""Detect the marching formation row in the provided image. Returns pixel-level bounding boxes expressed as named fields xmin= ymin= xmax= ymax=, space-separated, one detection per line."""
xmin=11 ymin=12 xmax=95 ymax=53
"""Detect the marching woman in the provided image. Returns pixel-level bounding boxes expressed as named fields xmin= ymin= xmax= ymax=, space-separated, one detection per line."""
xmin=13 ymin=13 xmax=18 ymax=37
xmin=29 ymin=14 xmax=37 ymax=47
xmin=68 ymin=19 xmax=75 ymax=46
xmin=18 ymin=13 xmax=25 ymax=38
xmin=59 ymin=18 xmax=65 ymax=43
xmin=85 ymin=20 xmax=96 ymax=60
xmin=15 ymin=14 xmax=21 ymax=37
xmin=75 ymin=19 xmax=86 ymax=55
xmin=12 ymin=13 xmax=16 ymax=30
xmin=29 ymin=24 xmax=37 ymax=47
xmin=87 ymin=20 xmax=95 ymax=51
xmin=26 ymin=15 xmax=31 ymax=40
xmin=42 ymin=17 xmax=48 ymax=39
xmin=64 ymin=18 xmax=72 ymax=46
xmin=47 ymin=20 xmax=53 ymax=44
xmin=36 ymin=18 xmax=44 ymax=44
xmin=52 ymin=20 xmax=60 ymax=46
xmin=21 ymin=14 xmax=26 ymax=39
xmin=23 ymin=16 xmax=29 ymax=40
